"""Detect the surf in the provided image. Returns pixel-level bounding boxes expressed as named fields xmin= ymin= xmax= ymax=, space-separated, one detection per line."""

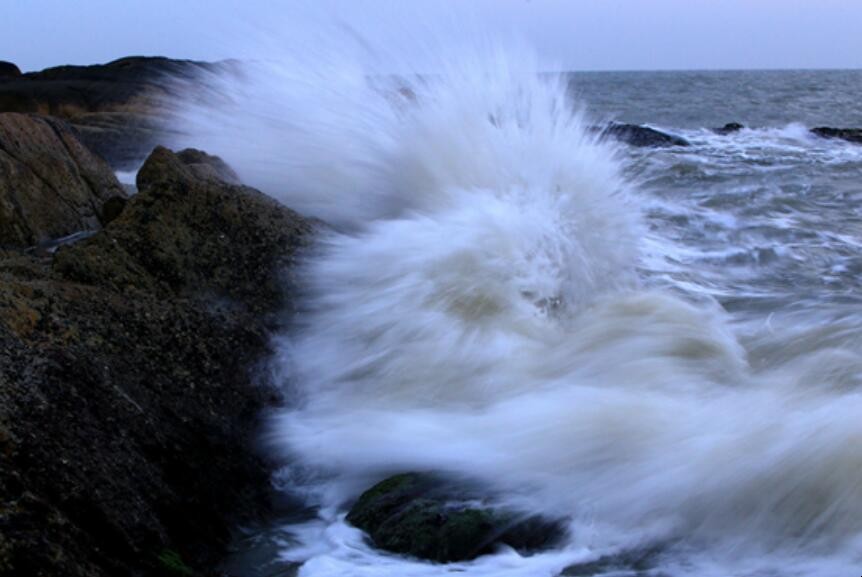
xmin=171 ymin=35 xmax=862 ymax=577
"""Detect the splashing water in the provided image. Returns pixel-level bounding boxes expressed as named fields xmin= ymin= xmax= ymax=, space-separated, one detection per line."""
xmin=172 ymin=40 xmax=862 ymax=577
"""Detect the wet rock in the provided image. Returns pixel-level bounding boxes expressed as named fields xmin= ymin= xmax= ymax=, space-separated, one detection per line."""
xmin=560 ymin=546 xmax=664 ymax=576
xmin=347 ymin=473 xmax=565 ymax=563
xmin=0 ymin=61 xmax=21 ymax=79
xmin=0 ymin=146 xmax=314 ymax=577
xmin=0 ymin=112 xmax=127 ymax=246
xmin=810 ymin=127 xmax=862 ymax=145
xmin=713 ymin=122 xmax=744 ymax=135
xmin=595 ymin=123 xmax=690 ymax=147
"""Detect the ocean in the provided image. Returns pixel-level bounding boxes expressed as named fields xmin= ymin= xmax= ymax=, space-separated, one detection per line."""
xmin=172 ymin=61 xmax=862 ymax=577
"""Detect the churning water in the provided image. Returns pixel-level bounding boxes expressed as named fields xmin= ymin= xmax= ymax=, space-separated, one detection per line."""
xmin=173 ymin=44 xmax=862 ymax=577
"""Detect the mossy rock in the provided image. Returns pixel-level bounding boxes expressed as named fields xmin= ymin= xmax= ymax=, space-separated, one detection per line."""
xmin=346 ymin=473 xmax=565 ymax=563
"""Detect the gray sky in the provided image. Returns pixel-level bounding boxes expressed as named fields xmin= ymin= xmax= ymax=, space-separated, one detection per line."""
xmin=3 ymin=0 xmax=861 ymax=73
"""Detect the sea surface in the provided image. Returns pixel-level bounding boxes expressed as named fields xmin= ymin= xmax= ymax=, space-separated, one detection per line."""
xmin=172 ymin=64 xmax=862 ymax=577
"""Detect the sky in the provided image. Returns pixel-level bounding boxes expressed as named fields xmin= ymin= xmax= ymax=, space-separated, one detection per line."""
xmin=2 ymin=0 xmax=862 ymax=73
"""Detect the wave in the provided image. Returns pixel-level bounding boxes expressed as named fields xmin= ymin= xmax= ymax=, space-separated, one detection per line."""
xmin=171 ymin=42 xmax=862 ymax=577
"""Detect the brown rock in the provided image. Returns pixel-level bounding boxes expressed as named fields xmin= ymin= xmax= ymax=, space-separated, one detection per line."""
xmin=0 ymin=146 xmax=314 ymax=577
xmin=0 ymin=113 xmax=126 ymax=247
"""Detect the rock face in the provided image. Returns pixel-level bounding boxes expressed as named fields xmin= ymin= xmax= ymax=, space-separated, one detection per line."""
xmin=347 ymin=473 xmax=565 ymax=563
xmin=0 ymin=113 xmax=126 ymax=247
xmin=596 ymin=123 xmax=690 ymax=147
xmin=810 ymin=127 xmax=862 ymax=145
xmin=0 ymin=57 xmax=233 ymax=170
xmin=0 ymin=146 xmax=314 ymax=577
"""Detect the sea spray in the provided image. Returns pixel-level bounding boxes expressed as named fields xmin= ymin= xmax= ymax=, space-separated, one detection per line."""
xmin=171 ymin=41 xmax=862 ymax=577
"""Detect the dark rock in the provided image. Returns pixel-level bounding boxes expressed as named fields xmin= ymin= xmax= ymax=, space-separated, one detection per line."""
xmin=100 ymin=196 xmax=127 ymax=225
xmin=595 ymin=123 xmax=690 ymax=147
xmin=0 ymin=112 xmax=127 ymax=246
xmin=0 ymin=146 xmax=314 ymax=577
xmin=561 ymin=546 xmax=664 ymax=576
xmin=346 ymin=473 xmax=565 ymax=563
xmin=810 ymin=127 xmax=862 ymax=145
xmin=176 ymin=148 xmax=240 ymax=184
xmin=713 ymin=122 xmax=744 ymax=135
xmin=0 ymin=61 xmax=21 ymax=79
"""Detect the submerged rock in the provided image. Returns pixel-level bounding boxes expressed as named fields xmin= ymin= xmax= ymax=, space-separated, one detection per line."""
xmin=0 ymin=146 xmax=314 ymax=576
xmin=595 ymin=123 xmax=690 ymax=147
xmin=346 ymin=473 xmax=565 ymax=563
xmin=713 ymin=122 xmax=744 ymax=135
xmin=0 ymin=112 xmax=126 ymax=246
xmin=810 ymin=127 xmax=862 ymax=145
xmin=560 ymin=546 xmax=664 ymax=576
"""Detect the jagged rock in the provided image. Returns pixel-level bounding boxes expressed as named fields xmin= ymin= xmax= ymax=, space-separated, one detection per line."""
xmin=595 ymin=123 xmax=690 ymax=147
xmin=713 ymin=122 xmax=744 ymax=135
xmin=0 ymin=61 xmax=21 ymax=79
xmin=0 ymin=146 xmax=314 ymax=577
xmin=810 ymin=127 xmax=862 ymax=145
xmin=347 ymin=473 xmax=565 ymax=563
xmin=0 ymin=112 xmax=126 ymax=247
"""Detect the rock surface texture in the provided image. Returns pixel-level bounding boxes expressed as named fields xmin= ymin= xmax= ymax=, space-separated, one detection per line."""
xmin=0 ymin=113 xmax=126 ymax=247
xmin=0 ymin=146 xmax=313 ymax=577
xmin=347 ymin=473 xmax=565 ymax=563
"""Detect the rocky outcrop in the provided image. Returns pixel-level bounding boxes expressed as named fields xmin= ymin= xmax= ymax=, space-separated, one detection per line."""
xmin=595 ymin=123 xmax=690 ymax=147
xmin=0 ymin=62 xmax=21 ymax=79
xmin=0 ymin=147 xmax=314 ymax=577
xmin=0 ymin=57 xmax=235 ymax=170
xmin=810 ymin=127 xmax=862 ymax=145
xmin=0 ymin=113 xmax=126 ymax=247
xmin=347 ymin=473 xmax=565 ymax=563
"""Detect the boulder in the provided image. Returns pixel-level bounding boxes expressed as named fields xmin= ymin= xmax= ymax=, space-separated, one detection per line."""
xmin=810 ymin=127 xmax=862 ymax=145
xmin=713 ymin=122 xmax=744 ymax=135
xmin=0 ymin=146 xmax=314 ymax=577
xmin=595 ymin=123 xmax=690 ymax=147
xmin=0 ymin=112 xmax=127 ymax=247
xmin=0 ymin=61 xmax=21 ymax=79
xmin=347 ymin=473 xmax=565 ymax=563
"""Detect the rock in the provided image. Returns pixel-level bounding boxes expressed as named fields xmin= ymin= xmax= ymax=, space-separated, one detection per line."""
xmin=0 ymin=112 xmax=127 ymax=246
xmin=595 ymin=123 xmax=690 ymax=147
xmin=175 ymin=148 xmax=240 ymax=184
xmin=0 ymin=146 xmax=314 ymax=577
xmin=810 ymin=127 xmax=862 ymax=145
xmin=0 ymin=56 xmax=238 ymax=170
xmin=560 ymin=546 xmax=664 ymax=576
xmin=0 ymin=62 xmax=21 ymax=79
xmin=713 ymin=122 xmax=744 ymax=135
xmin=346 ymin=473 xmax=565 ymax=563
